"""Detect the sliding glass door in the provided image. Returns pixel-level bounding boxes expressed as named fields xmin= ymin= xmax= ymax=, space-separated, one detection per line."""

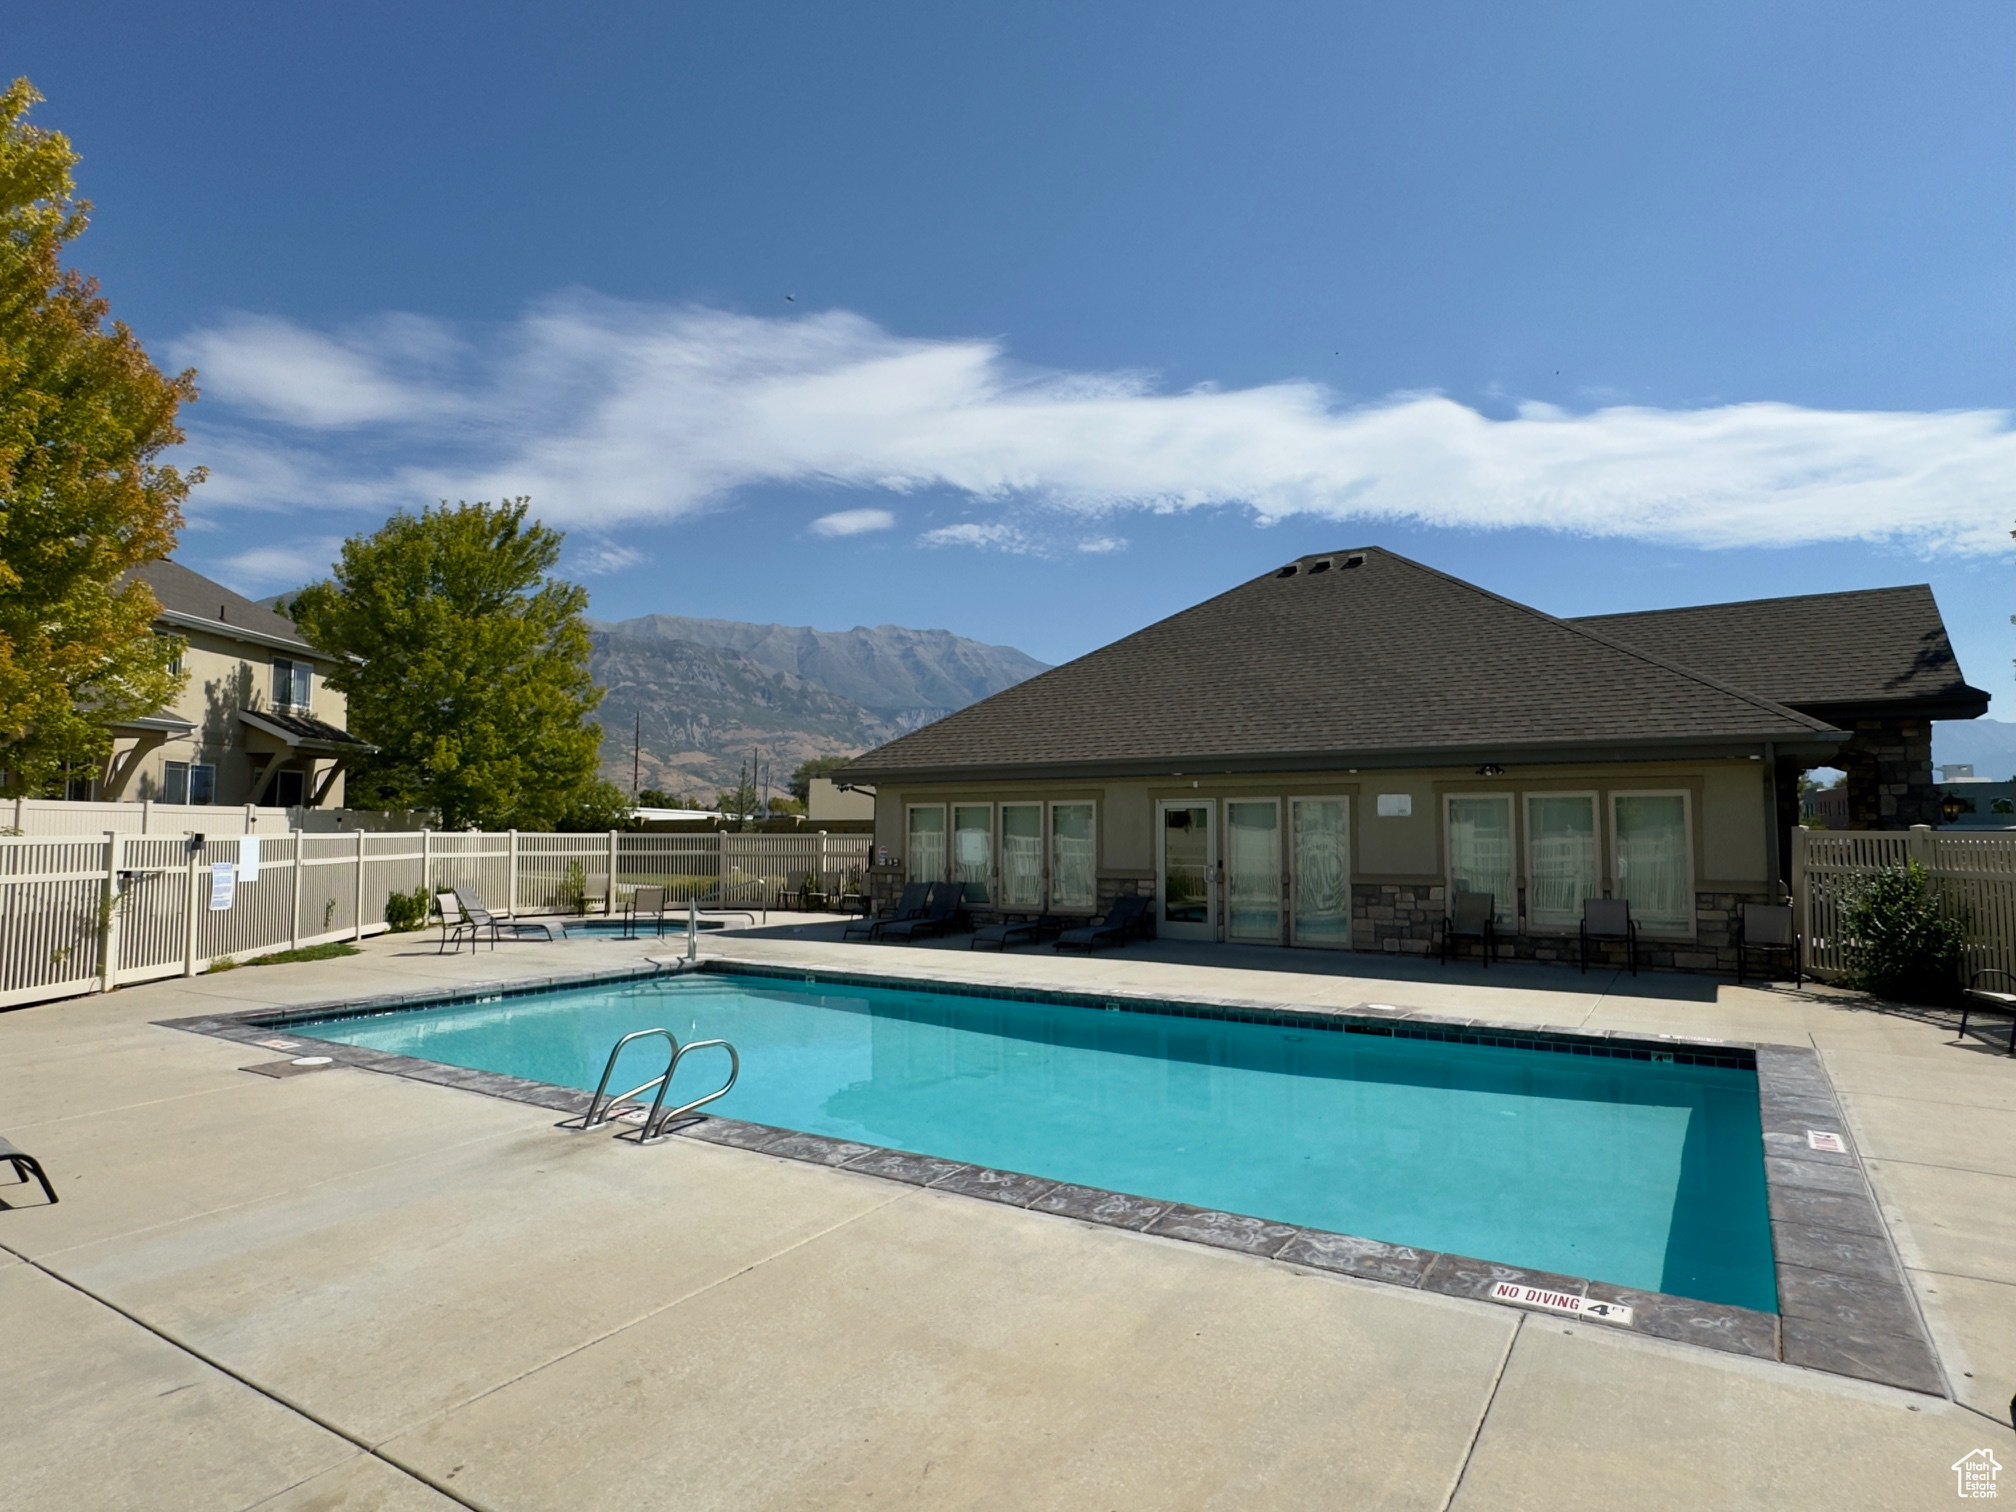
xmin=1613 ymin=793 xmax=1691 ymax=934
xmin=1225 ymin=799 xmax=1282 ymax=943
xmin=1157 ymin=801 xmax=1215 ymax=941
xmin=952 ymin=804 xmax=993 ymax=901
xmin=1049 ymin=802 xmax=1097 ymax=912
xmin=1525 ymin=794 xmax=1598 ymax=930
xmin=1446 ymin=796 xmax=1515 ymax=925
xmin=999 ymin=803 xmax=1043 ymax=909
xmin=1290 ymin=797 xmax=1351 ymax=947
xmin=905 ymin=805 xmax=946 ymax=884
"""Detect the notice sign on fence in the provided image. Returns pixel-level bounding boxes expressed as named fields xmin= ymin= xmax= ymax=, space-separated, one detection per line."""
xmin=209 ymin=860 xmax=237 ymax=912
xmin=238 ymin=835 xmax=260 ymax=884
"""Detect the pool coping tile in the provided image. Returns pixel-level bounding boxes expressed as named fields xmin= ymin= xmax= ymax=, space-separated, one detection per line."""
xmin=153 ymin=956 xmax=1947 ymax=1400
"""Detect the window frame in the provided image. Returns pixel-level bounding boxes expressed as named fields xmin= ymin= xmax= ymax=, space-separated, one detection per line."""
xmin=996 ymin=801 xmax=1045 ymax=911
xmin=1287 ymin=794 xmax=1352 ymax=949
xmin=1046 ymin=799 xmax=1099 ymax=914
xmin=903 ymin=802 xmax=949 ymax=885
xmin=950 ymin=802 xmax=995 ymax=901
xmin=1607 ymin=788 xmax=1696 ymax=939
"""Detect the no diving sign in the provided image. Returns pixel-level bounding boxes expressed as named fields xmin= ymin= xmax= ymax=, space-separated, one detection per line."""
xmin=1488 ymin=1281 xmax=1635 ymax=1327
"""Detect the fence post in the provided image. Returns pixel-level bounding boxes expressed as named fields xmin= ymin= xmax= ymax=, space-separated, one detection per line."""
xmin=183 ymin=842 xmax=202 ymax=977
xmin=290 ymin=829 xmax=305 ymax=949
xmin=1908 ymin=824 xmax=1935 ymax=872
xmin=508 ymin=830 xmax=519 ymax=915
xmin=421 ymin=828 xmax=433 ymax=895
xmin=353 ymin=829 xmax=367 ymax=941
xmin=607 ymin=829 xmax=619 ymax=914
xmin=98 ymin=830 xmax=121 ymax=993
xmin=140 ymin=798 xmax=152 ymax=834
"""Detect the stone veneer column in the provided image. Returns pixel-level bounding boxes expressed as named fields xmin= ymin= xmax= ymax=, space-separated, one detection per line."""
xmin=1840 ymin=718 xmax=1938 ymax=829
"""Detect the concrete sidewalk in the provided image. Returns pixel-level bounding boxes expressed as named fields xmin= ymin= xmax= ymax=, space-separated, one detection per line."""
xmin=2 ymin=930 xmax=2011 ymax=1510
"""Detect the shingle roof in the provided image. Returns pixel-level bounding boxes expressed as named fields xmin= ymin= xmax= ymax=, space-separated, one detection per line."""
xmin=239 ymin=709 xmax=370 ymax=748
xmin=847 ymin=548 xmax=1840 ymax=779
xmin=1575 ymin=587 xmax=1989 ymax=719
xmin=127 ymin=559 xmax=314 ymax=651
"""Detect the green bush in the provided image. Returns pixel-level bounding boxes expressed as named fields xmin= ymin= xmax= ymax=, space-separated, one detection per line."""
xmin=560 ymin=859 xmax=590 ymax=915
xmin=1840 ymin=862 xmax=1967 ymax=1003
xmin=384 ymin=886 xmax=432 ymax=932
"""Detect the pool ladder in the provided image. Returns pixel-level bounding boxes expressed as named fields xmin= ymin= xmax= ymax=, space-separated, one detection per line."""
xmin=560 ymin=1028 xmax=740 ymax=1144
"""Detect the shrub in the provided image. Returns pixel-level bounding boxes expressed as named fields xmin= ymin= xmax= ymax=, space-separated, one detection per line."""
xmin=384 ymin=886 xmax=432 ymax=932
xmin=560 ymin=858 xmax=590 ymax=915
xmin=1840 ymin=862 xmax=1967 ymax=1004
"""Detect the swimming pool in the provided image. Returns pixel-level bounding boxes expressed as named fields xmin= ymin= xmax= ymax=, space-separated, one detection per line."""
xmin=292 ymin=970 xmax=1777 ymax=1311
xmin=560 ymin=918 xmax=729 ymax=938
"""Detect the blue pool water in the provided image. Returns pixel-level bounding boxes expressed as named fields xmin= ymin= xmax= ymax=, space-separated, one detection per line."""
xmin=294 ymin=971 xmax=1776 ymax=1310
xmin=559 ymin=919 xmax=728 ymax=938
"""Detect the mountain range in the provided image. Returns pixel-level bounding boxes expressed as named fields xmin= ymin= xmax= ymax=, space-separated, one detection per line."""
xmin=587 ymin=616 xmax=1050 ymax=799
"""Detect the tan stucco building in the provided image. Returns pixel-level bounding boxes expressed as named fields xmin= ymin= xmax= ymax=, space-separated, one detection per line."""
xmin=844 ymin=548 xmax=1986 ymax=973
xmin=95 ymin=560 xmax=369 ymax=810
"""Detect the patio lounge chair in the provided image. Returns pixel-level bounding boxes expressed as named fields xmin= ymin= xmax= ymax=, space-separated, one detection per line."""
xmin=842 ymin=882 xmax=928 ymax=941
xmin=0 ymin=1132 xmax=57 ymax=1205
xmin=1580 ymin=898 xmax=1637 ymax=975
xmin=1960 ymin=969 xmax=2016 ymax=1057
xmin=436 ymin=891 xmax=480 ymax=954
xmin=624 ymin=885 xmax=672 ymax=938
xmin=1736 ymin=903 xmax=1800 ymax=985
xmin=1053 ymin=894 xmax=1152 ymax=953
xmin=876 ymin=881 xmax=965 ymax=943
xmin=1437 ymin=891 xmax=1497 ymax=967
xmin=970 ymin=911 xmax=1063 ymax=951
xmin=455 ymin=890 xmax=565 ymax=944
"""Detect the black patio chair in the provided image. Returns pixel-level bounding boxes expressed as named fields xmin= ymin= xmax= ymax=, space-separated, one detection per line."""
xmin=1580 ymin=898 xmax=1637 ymax=975
xmin=1736 ymin=902 xmax=1800 ymax=985
xmin=1053 ymin=894 xmax=1153 ymax=953
xmin=1437 ymin=891 xmax=1497 ymax=967
xmin=0 ymin=1133 xmax=57 ymax=1205
xmin=876 ymin=881 xmax=965 ymax=943
xmin=842 ymin=882 xmax=928 ymax=941
xmin=1960 ymin=968 xmax=2016 ymax=1057
xmin=970 ymin=911 xmax=1064 ymax=951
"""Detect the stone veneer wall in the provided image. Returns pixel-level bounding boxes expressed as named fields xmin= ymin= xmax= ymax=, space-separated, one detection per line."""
xmin=1840 ymin=717 xmax=1938 ymax=829
xmin=1349 ymin=883 xmax=1778 ymax=976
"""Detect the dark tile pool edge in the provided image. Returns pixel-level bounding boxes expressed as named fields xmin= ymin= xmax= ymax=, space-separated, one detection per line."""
xmin=152 ymin=960 xmax=1942 ymax=1398
xmin=1751 ymin=1045 xmax=1945 ymax=1396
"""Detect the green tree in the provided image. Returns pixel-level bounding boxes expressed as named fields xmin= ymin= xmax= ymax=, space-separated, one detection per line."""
xmin=555 ymin=777 xmax=635 ymax=833
xmin=715 ymin=761 xmax=758 ymax=831
xmin=290 ymin=500 xmax=604 ymax=829
xmin=0 ymin=79 xmax=194 ymax=794
xmin=789 ymin=754 xmax=853 ymax=804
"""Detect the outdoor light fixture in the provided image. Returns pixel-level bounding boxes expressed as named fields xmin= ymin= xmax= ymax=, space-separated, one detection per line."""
xmin=1476 ymin=764 xmax=1506 ymax=778
xmin=1940 ymin=794 xmax=1971 ymax=824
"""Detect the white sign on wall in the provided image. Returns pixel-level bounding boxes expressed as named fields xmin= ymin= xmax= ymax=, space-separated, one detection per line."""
xmin=208 ymin=861 xmax=237 ymax=912
xmin=238 ymin=835 xmax=261 ymax=884
xmin=1376 ymin=794 xmax=1412 ymax=817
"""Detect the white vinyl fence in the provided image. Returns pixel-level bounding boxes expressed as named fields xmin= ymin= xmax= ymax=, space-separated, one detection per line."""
xmin=4 ymin=797 xmax=435 ymax=837
xmin=1792 ymin=824 xmax=2016 ymax=983
xmin=0 ymin=829 xmax=872 ymax=1010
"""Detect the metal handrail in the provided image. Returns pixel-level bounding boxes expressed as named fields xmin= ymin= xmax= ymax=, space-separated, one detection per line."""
xmin=626 ymin=1038 xmax=740 ymax=1144
xmin=562 ymin=1028 xmax=678 ymax=1132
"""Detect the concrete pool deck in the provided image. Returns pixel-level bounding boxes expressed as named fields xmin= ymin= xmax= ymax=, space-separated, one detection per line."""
xmin=3 ymin=925 xmax=2013 ymax=1510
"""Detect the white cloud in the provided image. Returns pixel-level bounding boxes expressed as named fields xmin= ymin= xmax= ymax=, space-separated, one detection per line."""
xmin=571 ymin=541 xmax=647 ymax=575
xmin=920 ymin=522 xmax=1030 ymax=551
xmin=176 ymin=296 xmax=2016 ymax=555
xmin=1077 ymin=536 xmax=1126 ymax=554
xmin=810 ymin=507 xmax=896 ymax=537
xmin=217 ymin=540 xmax=344 ymax=589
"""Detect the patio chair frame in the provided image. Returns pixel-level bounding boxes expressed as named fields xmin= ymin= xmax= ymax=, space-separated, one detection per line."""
xmin=1579 ymin=898 xmax=1638 ymax=976
xmin=0 ymin=1133 xmax=57 ymax=1205
xmin=1736 ymin=902 xmax=1801 ymax=986
xmin=1437 ymin=891 xmax=1497 ymax=968
xmin=1960 ymin=968 xmax=2016 ymax=1057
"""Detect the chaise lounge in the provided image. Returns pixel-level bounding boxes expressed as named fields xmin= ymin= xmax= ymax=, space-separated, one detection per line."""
xmin=1052 ymin=894 xmax=1152 ymax=953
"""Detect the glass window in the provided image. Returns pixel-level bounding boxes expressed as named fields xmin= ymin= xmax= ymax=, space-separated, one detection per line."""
xmin=952 ymin=805 xmax=992 ymax=899
xmin=1446 ymin=796 xmax=1514 ymax=925
xmin=905 ymin=805 xmax=946 ymax=883
xmin=274 ymin=658 xmax=312 ymax=712
xmin=271 ymin=769 xmax=307 ymax=808
xmin=1614 ymin=794 xmax=1691 ymax=933
xmin=162 ymin=760 xmax=190 ymax=805
xmin=1049 ymin=802 xmax=1096 ymax=911
xmin=1525 ymin=794 xmax=1599 ymax=930
xmin=999 ymin=804 xmax=1043 ymax=908
xmin=1161 ymin=804 xmax=1212 ymax=925
xmin=1291 ymin=798 xmax=1351 ymax=946
xmin=189 ymin=763 xmax=216 ymax=805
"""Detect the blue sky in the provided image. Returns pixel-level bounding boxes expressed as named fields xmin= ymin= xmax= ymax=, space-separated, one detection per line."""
xmin=14 ymin=1 xmax=2015 ymax=701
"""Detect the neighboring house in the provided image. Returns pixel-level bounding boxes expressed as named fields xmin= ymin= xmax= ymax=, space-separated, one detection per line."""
xmin=1803 ymin=784 xmax=1851 ymax=829
xmin=1934 ymin=778 xmax=2016 ymax=829
xmin=844 ymin=548 xmax=1987 ymax=972
xmin=89 ymin=560 xmax=371 ymax=809
xmin=807 ymin=775 xmax=874 ymax=823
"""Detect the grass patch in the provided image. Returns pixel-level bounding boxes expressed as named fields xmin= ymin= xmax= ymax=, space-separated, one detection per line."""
xmin=206 ymin=941 xmax=362 ymax=973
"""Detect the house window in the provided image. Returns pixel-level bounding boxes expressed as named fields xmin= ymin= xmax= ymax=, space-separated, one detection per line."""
xmin=273 ymin=658 xmax=313 ymax=713
xmin=64 ymin=773 xmax=96 ymax=802
xmin=162 ymin=761 xmax=216 ymax=805
xmin=1049 ymin=802 xmax=1097 ymax=911
xmin=1446 ymin=795 xmax=1515 ymax=925
xmin=905 ymin=804 xmax=947 ymax=884
xmin=270 ymin=769 xmax=307 ymax=808
xmin=157 ymin=633 xmax=184 ymax=676
xmin=1525 ymin=794 xmax=1600 ymax=930
xmin=1612 ymin=792 xmax=1692 ymax=934
xmin=952 ymin=805 xmax=992 ymax=897
xmin=999 ymin=803 xmax=1043 ymax=908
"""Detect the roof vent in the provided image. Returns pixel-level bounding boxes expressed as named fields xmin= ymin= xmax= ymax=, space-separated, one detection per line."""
xmin=1341 ymin=553 xmax=1365 ymax=569
xmin=1275 ymin=564 xmax=1300 ymax=578
xmin=1308 ymin=559 xmax=1332 ymax=574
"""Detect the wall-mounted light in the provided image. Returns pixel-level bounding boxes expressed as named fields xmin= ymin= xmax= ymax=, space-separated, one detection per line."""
xmin=1475 ymin=764 xmax=1506 ymax=778
xmin=1940 ymin=794 xmax=1972 ymax=824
